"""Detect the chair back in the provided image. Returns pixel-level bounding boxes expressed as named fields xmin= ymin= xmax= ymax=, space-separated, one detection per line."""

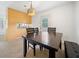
xmin=34 ymin=27 xmax=39 ymax=34
xmin=26 ymin=28 xmax=34 ymax=38
xmin=48 ymin=27 xmax=56 ymax=34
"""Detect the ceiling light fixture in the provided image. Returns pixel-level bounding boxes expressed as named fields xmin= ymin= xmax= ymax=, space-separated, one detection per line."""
xmin=24 ymin=1 xmax=36 ymax=16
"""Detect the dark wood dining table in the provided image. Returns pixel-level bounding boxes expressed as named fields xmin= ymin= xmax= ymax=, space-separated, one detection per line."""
xmin=23 ymin=31 xmax=62 ymax=58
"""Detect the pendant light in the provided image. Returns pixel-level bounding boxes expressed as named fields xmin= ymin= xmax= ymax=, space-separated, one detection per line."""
xmin=27 ymin=1 xmax=36 ymax=16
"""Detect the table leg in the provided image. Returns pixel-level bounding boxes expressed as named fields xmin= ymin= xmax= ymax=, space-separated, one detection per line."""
xmin=33 ymin=44 xmax=36 ymax=56
xmin=49 ymin=49 xmax=55 ymax=58
xmin=24 ymin=38 xmax=27 ymax=57
xmin=40 ymin=45 xmax=43 ymax=51
xmin=28 ymin=41 xmax=29 ymax=49
xmin=60 ymin=41 xmax=61 ymax=49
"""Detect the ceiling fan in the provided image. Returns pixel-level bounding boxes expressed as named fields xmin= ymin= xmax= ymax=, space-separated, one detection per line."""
xmin=24 ymin=1 xmax=36 ymax=16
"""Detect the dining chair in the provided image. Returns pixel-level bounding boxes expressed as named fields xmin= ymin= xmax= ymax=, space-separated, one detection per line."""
xmin=26 ymin=28 xmax=44 ymax=56
xmin=48 ymin=27 xmax=63 ymax=49
xmin=26 ymin=28 xmax=37 ymax=56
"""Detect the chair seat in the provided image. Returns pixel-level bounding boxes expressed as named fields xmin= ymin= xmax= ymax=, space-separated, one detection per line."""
xmin=28 ymin=39 xmax=36 ymax=45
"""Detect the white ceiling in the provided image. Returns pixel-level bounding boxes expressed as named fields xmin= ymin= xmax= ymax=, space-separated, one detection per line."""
xmin=8 ymin=1 xmax=72 ymax=13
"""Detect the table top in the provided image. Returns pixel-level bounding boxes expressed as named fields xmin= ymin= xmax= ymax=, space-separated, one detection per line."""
xmin=28 ymin=31 xmax=62 ymax=50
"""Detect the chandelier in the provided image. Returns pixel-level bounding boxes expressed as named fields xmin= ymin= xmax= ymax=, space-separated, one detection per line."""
xmin=24 ymin=1 xmax=36 ymax=16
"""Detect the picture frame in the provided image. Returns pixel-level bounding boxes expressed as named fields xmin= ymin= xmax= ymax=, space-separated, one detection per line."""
xmin=40 ymin=16 xmax=48 ymax=31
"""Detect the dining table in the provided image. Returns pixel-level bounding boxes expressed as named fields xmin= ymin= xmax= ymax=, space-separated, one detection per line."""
xmin=23 ymin=31 xmax=62 ymax=58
